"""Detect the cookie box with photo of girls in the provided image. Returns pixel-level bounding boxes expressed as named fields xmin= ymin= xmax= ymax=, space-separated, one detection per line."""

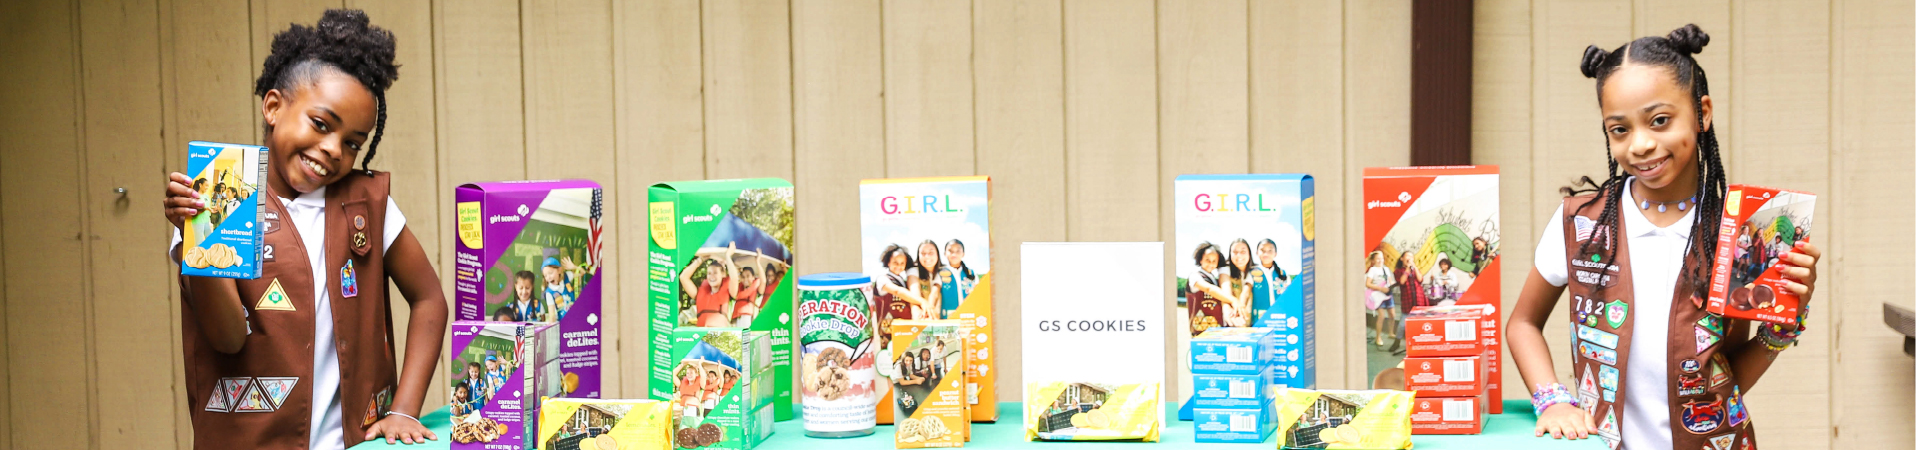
xmin=537 ymin=398 xmax=675 ymax=450
xmin=447 ymin=320 xmax=565 ymax=450
xmin=670 ymin=328 xmax=777 ymax=450
xmin=1361 ymin=166 xmax=1502 ymax=413
xmin=181 ymin=141 xmax=268 ymax=279
xmin=648 ymin=178 xmax=797 ymax=421
xmin=1173 ymin=174 xmax=1315 ymax=420
xmin=1707 ymin=185 xmax=1817 ymax=325
xmin=860 ymin=176 xmax=998 ymax=424
xmin=453 ymin=180 xmax=605 ymax=399
xmin=890 ymin=319 xmax=971 ymax=448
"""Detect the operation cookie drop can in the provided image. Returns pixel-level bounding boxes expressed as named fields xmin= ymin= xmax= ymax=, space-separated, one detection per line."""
xmin=797 ymin=273 xmax=881 ymax=438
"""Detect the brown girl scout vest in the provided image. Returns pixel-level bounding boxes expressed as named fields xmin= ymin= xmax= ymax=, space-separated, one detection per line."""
xmin=180 ymin=172 xmax=398 ymax=449
xmin=1562 ymin=193 xmax=1756 ymax=450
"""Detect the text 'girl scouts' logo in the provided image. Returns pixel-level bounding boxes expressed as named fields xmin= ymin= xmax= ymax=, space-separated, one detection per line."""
xmin=1192 ymin=193 xmax=1276 ymax=212
xmin=1681 ymin=398 xmax=1725 ymax=434
xmin=880 ymin=195 xmax=965 ymax=214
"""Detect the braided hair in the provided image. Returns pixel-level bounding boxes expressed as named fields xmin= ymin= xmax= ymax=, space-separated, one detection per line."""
xmin=1562 ymin=24 xmax=1726 ymax=296
xmin=253 ymin=9 xmax=399 ymax=175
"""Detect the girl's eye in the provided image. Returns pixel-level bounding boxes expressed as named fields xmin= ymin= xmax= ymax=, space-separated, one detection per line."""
xmin=1652 ymin=116 xmax=1669 ymax=127
xmin=1608 ymin=126 xmax=1628 ymax=135
xmin=310 ymin=118 xmax=329 ymax=132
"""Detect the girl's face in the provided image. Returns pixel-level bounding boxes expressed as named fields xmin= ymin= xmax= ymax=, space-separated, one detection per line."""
xmin=946 ymin=243 xmax=965 ymax=266
xmin=705 ymin=263 xmax=725 ymax=287
xmin=1473 ymin=240 xmax=1486 ymax=251
xmin=1258 ymin=243 xmax=1277 ymax=266
xmin=1230 ymin=242 xmax=1252 ymax=268
xmin=1599 ymin=64 xmax=1710 ymax=192
xmin=888 ymin=251 xmax=908 ymax=273
xmin=919 ymin=243 xmax=939 ymax=268
xmin=1199 ymin=250 xmax=1219 ymax=271
xmin=261 ymin=71 xmax=375 ymax=196
xmin=468 ymin=366 xmax=481 ymax=378
xmin=515 ymin=279 xmax=534 ymax=300
xmin=1368 ymin=253 xmax=1383 ymax=267
xmin=1400 ymin=253 xmax=1414 ymax=267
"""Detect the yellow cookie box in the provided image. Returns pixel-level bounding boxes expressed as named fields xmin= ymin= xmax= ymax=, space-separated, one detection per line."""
xmin=1272 ymin=388 xmax=1413 ymax=450
xmin=539 ymin=398 xmax=673 ymax=450
xmin=1023 ymin=382 xmax=1161 ymax=442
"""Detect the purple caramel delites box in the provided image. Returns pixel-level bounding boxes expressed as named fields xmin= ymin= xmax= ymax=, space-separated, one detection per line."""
xmin=449 ymin=320 xmax=564 ymax=450
xmin=454 ymin=179 xmax=604 ymax=400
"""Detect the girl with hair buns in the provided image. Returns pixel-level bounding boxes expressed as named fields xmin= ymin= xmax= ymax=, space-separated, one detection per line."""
xmin=1508 ymin=25 xmax=1822 ymax=449
xmin=163 ymin=9 xmax=447 ymax=447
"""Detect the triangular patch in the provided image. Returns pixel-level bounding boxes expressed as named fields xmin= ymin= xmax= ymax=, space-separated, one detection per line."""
xmin=256 ymin=377 xmax=300 ymax=409
xmin=234 ymin=381 xmax=274 ymax=412
xmin=256 ymin=279 xmax=295 ymax=311
xmin=1580 ymin=366 xmax=1599 ymax=397
xmin=204 ymin=385 xmax=233 ymax=412
xmin=218 ymin=378 xmax=251 ymax=410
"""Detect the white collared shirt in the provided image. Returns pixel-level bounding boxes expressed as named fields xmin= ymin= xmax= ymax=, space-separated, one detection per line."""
xmin=1535 ymin=179 xmax=1695 ymax=450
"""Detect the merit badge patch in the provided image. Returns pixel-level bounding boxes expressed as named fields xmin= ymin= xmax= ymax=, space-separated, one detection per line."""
xmin=363 ymin=386 xmax=393 ymax=427
xmin=1697 ymin=315 xmax=1727 ymax=336
xmin=1581 ymin=341 xmax=1619 ymax=365
xmin=1606 ymin=300 xmax=1629 ymax=330
xmin=210 ymin=377 xmax=251 ymax=413
xmin=1681 ymin=398 xmax=1725 ymax=434
xmin=341 ymin=260 xmax=359 ymax=298
xmin=1578 ymin=324 xmax=1620 ymax=349
xmin=1727 ymin=388 xmax=1749 ymax=428
xmin=1598 ymin=410 xmax=1622 ymax=449
xmin=1581 ymin=367 xmax=1600 ymax=397
xmin=1677 ymin=373 xmax=1708 ymax=397
xmin=234 ymin=382 xmax=273 ymax=412
xmin=256 ymin=278 xmax=295 ymax=311
xmin=1603 ymin=388 xmax=1616 ymax=403
xmin=1599 ymin=365 xmax=1620 ymax=392
xmin=1707 ymin=434 xmax=1735 ymax=450
xmin=255 ymin=377 xmax=299 ymax=410
xmin=1696 ymin=325 xmax=1721 ymax=353
xmin=1682 ymin=358 xmax=1702 ymax=373
xmin=1709 ymin=355 xmax=1731 ymax=387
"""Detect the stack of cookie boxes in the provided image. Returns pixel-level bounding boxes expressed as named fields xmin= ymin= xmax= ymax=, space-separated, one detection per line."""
xmin=1402 ymin=304 xmax=1493 ymax=434
xmin=1187 ymin=327 xmax=1278 ymax=443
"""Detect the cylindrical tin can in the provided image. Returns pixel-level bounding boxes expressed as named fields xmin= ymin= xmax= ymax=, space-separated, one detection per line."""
xmin=797 ymin=273 xmax=881 ymax=438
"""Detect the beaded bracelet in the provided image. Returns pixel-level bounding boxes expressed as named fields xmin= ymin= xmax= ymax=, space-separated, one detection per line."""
xmin=1531 ymin=383 xmax=1579 ymax=416
xmin=1758 ymin=305 xmax=1811 ymax=352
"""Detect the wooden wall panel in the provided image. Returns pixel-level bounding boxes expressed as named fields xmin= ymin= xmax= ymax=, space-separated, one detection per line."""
xmin=1063 ymin=0 xmax=1158 ymax=242
xmin=974 ymin=0 xmax=1066 ymax=393
xmin=1530 ymin=0 xmax=1630 ymax=389
xmin=884 ymin=0 xmax=976 ymax=178
xmin=522 ymin=0 xmax=620 ymax=396
xmin=0 ymin=0 xmax=91 ymax=448
xmin=1633 ymin=0 xmax=1732 ymax=161
xmin=78 ymin=0 xmax=177 ymax=447
xmin=1832 ymin=0 xmax=1916 ymax=447
xmin=793 ymin=0 xmax=887 ymax=277
xmin=433 ymin=0 xmax=527 ymax=361
xmin=613 ymin=0 xmax=705 ymax=401
xmin=348 ymin=0 xmax=446 ymax=408
xmin=1251 ymin=0 xmax=1345 ymax=390
xmin=703 ymin=0 xmax=795 ymax=180
xmin=1343 ymin=0 xmax=1413 ymax=388
xmin=1472 ymin=0 xmax=1531 ymax=400
xmin=1732 ymin=2 xmax=1833 ymax=446
xmin=1156 ymin=0 xmax=1250 ymax=386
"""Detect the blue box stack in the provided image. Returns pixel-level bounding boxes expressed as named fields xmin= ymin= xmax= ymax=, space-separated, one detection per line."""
xmin=1189 ymin=327 xmax=1280 ymax=443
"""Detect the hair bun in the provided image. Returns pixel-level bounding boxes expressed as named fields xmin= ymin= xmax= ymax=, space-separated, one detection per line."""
xmin=1667 ymin=24 xmax=1710 ymax=55
xmin=1579 ymin=45 xmax=1608 ymax=79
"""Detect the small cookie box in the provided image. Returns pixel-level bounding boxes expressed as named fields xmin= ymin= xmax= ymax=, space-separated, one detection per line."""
xmin=453 ymin=180 xmax=605 ymax=398
xmin=648 ymin=178 xmax=797 ymax=421
xmin=537 ymin=398 xmax=674 ymax=450
xmin=1190 ymin=370 xmax=1272 ymax=409
xmin=891 ymin=320 xmax=970 ymax=448
xmin=1708 ymin=185 xmax=1817 ymax=324
xmin=670 ymin=328 xmax=777 ymax=450
xmin=1190 ymin=327 xmax=1276 ymax=375
xmin=1402 ymin=355 xmax=1484 ymax=398
xmin=181 ymin=141 xmax=268 ymax=279
xmin=1410 ymin=396 xmax=1484 ymax=435
xmin=1192 ymin=405 xmax=1276 ymax=444
xmin=447 ymin=321 xmax=565 ymax=450
xmin=1404 ymin=306 xmax=1487 ymax=358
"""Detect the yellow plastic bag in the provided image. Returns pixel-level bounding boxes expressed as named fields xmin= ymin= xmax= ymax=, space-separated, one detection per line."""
xmin=1024 ymin=382 xmax=1161 ymax=442
xmin=1273 ymin=388 xmax=1414 ymax=449
xmin=538 ymin=398 xmax=673 ymax=450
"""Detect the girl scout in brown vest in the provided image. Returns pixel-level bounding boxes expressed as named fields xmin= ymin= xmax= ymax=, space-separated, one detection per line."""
xmin=163 ymin=10 xmax=447 ymax=449
xmin=1508 ymin=25 xmax=1824 ymax=450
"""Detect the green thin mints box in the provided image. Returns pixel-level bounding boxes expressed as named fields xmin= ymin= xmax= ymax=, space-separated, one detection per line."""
xmin=670 ymin=328 xmax=777 ymax=449
xmin=649 ymin=178 xmax=796 ymax=421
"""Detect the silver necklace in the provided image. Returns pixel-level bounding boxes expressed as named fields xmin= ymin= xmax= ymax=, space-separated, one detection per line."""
xmin=1638 ymin=192 xmax=1697 ymax=213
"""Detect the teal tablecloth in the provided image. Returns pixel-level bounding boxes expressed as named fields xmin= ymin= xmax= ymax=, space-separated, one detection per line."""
xmin=354 ymin=400 xmax=1599 ymax=449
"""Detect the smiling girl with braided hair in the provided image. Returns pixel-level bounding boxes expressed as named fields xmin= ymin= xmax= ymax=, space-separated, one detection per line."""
xmin=1508 ymin=24 xmax=1823 ymax=449
xmin=164 ymin=9 xmax=446 ymax=448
